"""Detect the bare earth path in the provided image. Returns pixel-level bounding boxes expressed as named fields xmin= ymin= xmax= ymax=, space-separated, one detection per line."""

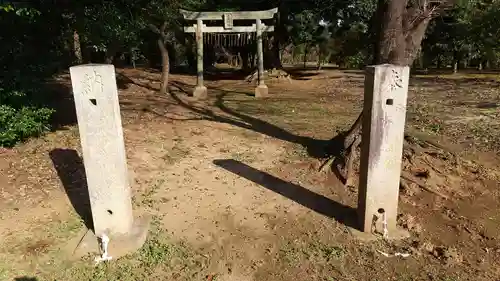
xmin=1 ymin=67 xmax=499 ymax=281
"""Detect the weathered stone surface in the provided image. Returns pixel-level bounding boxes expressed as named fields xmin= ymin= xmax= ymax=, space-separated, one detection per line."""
xmin=254 ymin=84 xmax=268 ymax=98
xmin=256 ymin=18 xmax=265 ymax=88
xmin=196 ymin=19 xmax=205 ymax=90
xmin=67 ymin=215 xmax=152 ymax=259
xmin=357 ymin=64 xmax=410 ymax=235
xmin=347 ymin=225 xmax=410 ymax=241
xmin=69 ymin=64 xmax=133 ymax=237
xmin=193 ymin=86 xmax=208 ymax=99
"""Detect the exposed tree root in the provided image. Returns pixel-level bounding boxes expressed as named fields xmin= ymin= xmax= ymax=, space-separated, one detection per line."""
xmin=323 ymin=127 xmax=497 ymax=200
xmin=400 ymin=171 xmax=448 ymax=199
xmin=345 ymin=136 xmax=362 ymax=187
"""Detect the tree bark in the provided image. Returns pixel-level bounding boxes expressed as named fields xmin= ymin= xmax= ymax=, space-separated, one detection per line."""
xmin=453 ymin=51 xmax=458 ymax=73
xmin=105 ymin=44 xmax=118 ymax=64
xmin=327 ymin=0 xmax=447 ymax=182
xmin=341 ymin=0 xmax=410 ymax=151
xmin=272 ymin=36 xmax=282 ymax=69
xmin=303 ymin=45 xmax=308 ymax=69
xmin=378 ymin=0 xmax=406 ymax=65
xmin=158 ymin=37 xmax=169 ymax=94
xmin=419 ymin=51 xmax=424 ymax=69
xmin=105 ymin=51 xmax=115 ymax=64
xmin=73 ymin=29 xmax=83 ymax=64
xmin=150 ymin=22 xmax=170 ymax=94
xmin=317 ymin=44 xmax=322 ymax=70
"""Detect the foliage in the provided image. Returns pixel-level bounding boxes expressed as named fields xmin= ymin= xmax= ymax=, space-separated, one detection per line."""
xmin=81 ymin=2 xmax=145 ymax=53
xmin=0 ymin=105 xmax=54 ymax=147
xmin=1 ymin=0 xmax=500 ymax=146
xmin=0 ymin=3 xmax=64 ymax=147
xmin=422 ymin=0 xmax=500 ymax=69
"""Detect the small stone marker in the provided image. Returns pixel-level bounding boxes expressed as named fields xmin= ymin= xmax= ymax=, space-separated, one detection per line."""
xmin=69 ymin=64 xmax=149 ymax=259
xmin=357 ymin=64 xmax=410 ymax=239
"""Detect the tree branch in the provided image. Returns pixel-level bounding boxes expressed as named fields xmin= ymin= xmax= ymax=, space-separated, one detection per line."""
xmin=160 ymin=20 xmax=168 ymax=34
xmin=149 ymin=23 xmax=161 ymax=34
xmin=149 ymin=20 xmax=168 ymax=36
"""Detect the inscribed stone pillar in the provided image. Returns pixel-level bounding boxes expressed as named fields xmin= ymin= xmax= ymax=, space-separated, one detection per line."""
xmin=69 ymin=64 xmax=133 ymax=237
xmin=254 ymin=18 xmax=268 ymax=98
xmin=357 ymin=64 xmax=410 ymax=236
xmin=193 ymin=19 xmax=208 ymax=99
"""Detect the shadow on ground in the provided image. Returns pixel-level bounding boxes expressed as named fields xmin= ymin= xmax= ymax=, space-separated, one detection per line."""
xmin=168 ymin=80 xmax=331 ymax=159
xmin=14 ymin=277 xmax=37 ymax=281
xmin=204 ymin=69 xmax=251 ymax=81
xmin=118 ymin=69 xmax=349 ymax=183
xmin=411 ymin=75 xmax=500 ymax=88
xmin=41 ymin=81 xmax=78 ymax=131
xmin=49 ymin=149 xmax=93 ymax=231
xmin=213 ymin=159 xmax=357 ymax=228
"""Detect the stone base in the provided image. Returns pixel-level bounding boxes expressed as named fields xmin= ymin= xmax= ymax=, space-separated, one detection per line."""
xmin=347 ymin=226 xmax=410 ymax=242
xmin=254 ymin=84 xmax=268 ymax=98
xmin=193 ymin=86 xmax=208 ymax=99
xmin=66 ymin=215 xmax=151 ymax=260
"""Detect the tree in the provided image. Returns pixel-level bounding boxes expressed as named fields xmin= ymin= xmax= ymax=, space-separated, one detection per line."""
xmin=142 ymin=0 xmax=205 ymax=94
xmin=470 ymin=0 xmax=500 ymax=68
xmin=326 ymin=0 xmax=453 ymax=185
xmin=421 ymin=0 xmax=481 ymax=71
xmin=82 ymin=2 xmax=144 ymax=64
xmin=287 ymin=9 xmax=326 ymax=68
xmin=0 ymin=2 xmax=63 ymax=146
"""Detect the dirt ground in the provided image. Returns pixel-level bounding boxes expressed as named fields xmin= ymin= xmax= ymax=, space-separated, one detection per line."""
xmin=0 ymin=66 xmax=499 ymax=281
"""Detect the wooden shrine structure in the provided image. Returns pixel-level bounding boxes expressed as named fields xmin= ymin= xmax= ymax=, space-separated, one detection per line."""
xmin=180 ymin=8 xmax=278 ymax=98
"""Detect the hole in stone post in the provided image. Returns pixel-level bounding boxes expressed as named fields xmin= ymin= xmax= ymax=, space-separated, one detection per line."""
xmin=377 ymin=208 xmax=385 ymax=214
xmin=107 ymin=210 xmax=113 ymax=215
xmin=386 ymin=99 xmax=393 ymax=105
xmin=90 ymin=99 xmax=97 ymax=105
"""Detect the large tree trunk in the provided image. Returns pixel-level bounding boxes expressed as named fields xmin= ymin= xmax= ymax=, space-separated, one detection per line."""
xmin=326 ymin=0 xmax=446 ymax=184
xmin=241 ymin=49 xmax=250 ymax=70
xmin=73 ymin=29 xmax=83 ymax=64
xmin=303 ymin=45 xmax=308 ymax=69
xmin=453 ymin=51 xmax=459 ymax=73
xmin=158 ymin=37 xmax=169 ymax=95
xmin=105 ymin=44 xmax=117 ymax=64
xmin=270 ymin=3 xmax=284 ymax=69
xmin=149 ymin=22 xmax=170 ymax=94
xmin=272 ymin=36 xmax=282 ymax=69
xmin=317 ymin=44 xmax=322 ymax=70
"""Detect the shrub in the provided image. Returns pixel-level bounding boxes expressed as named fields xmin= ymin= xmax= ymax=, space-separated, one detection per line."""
xmin=0 ymin=104 xmax=54 ymax=147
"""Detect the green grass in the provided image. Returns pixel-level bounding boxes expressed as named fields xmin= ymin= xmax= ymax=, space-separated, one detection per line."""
xmin=1 ymin=215 xmax=208 ymax=281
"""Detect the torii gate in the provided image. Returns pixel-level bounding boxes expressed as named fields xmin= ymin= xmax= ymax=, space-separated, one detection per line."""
xmin=180 ymin=8 xmax=278 ymax=99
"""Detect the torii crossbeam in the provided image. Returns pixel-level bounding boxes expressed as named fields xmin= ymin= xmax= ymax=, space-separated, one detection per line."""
xmin=180 ymin=8 xmax=278 ymax=98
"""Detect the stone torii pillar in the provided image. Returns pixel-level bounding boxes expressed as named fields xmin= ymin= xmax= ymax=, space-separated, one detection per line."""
xmin=356 ymin=64 xmax=410 ymax=239
xmin=254 ymin=18 xmax=268 ymax=98
xmin=193 ymin=19 xmax=208 ymax=99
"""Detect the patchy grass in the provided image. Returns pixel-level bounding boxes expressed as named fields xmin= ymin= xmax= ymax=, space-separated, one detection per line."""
xmin=57 ymin=219 xmax=208 ymax=281
xmin=2 ymin=215 xmax=208 ymax=281
xmin=134 ymin=179 xmax=166 ymax=211
xmin=1 ymin=67 xmax=499 ymax=281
